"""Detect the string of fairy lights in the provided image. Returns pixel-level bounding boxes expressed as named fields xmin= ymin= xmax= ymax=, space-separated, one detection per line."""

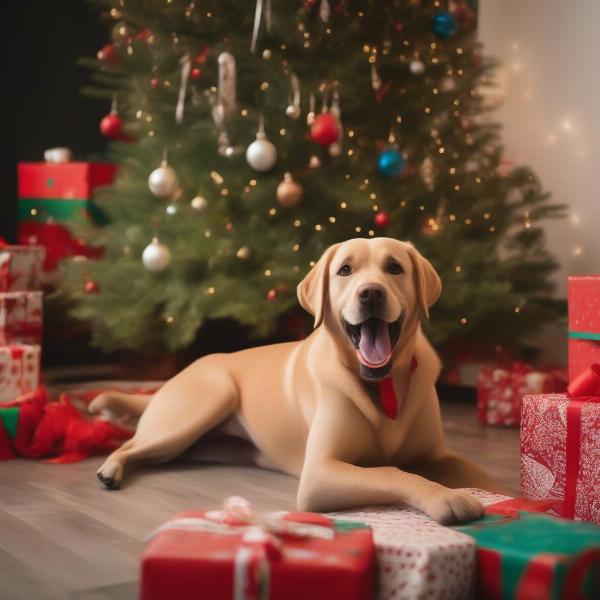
xmin=86 ymin=0 xmax=536 ymax=329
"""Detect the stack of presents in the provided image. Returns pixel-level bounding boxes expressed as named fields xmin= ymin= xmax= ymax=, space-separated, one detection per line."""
xmin=142 ymin=278 xmax=600 ymax=598
xmin=0 ymin=152 xmax=128 ymax=461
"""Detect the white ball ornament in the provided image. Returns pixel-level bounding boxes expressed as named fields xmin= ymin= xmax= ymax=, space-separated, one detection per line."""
xmin=285 ymin=104 xmax=301 ymax=119
xmin=142 ymin=238 xmax=172 ymax=272
xmin=148 ymin=163 xmax=178 ymax=198
xmin=409 ymin=59 xmax=425 ymax=75
xmin=246 ymin=133 xmax=277 ymax=172
xmin=190 ymin=195 xmax=208 ymax=212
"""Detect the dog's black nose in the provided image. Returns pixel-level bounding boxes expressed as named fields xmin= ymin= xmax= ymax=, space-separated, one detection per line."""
xmin=357 ymin=284 xmax=385 ymax=305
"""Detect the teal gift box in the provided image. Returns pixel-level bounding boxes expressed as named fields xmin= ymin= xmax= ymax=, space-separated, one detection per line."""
xmin=454 ymin=499 xmax=600 ymax=600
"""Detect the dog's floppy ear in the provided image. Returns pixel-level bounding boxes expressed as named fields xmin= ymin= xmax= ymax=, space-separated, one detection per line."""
xmin=407 ymin=244 xmax=442 ymax=319
xmin=297 ymin=243 xmax=340 ymax=328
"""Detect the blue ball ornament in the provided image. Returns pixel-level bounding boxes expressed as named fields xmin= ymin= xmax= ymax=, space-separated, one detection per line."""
xmin=377 ymin=149 xmax=406 ymax=178
xmin=432 ymin=11 xmax=457 ymax=39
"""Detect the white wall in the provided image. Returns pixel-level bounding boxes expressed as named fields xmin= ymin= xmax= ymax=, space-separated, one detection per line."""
xmin=480 ymin=0 xmax=600 ymax=294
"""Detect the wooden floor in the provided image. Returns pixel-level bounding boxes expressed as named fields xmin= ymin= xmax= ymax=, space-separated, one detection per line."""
xmin=0 ymin=399 xmax=520 ymax=600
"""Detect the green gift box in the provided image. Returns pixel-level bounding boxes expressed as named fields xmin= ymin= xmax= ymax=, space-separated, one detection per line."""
xmin=454 ymin=500 xmax=600 ymax=600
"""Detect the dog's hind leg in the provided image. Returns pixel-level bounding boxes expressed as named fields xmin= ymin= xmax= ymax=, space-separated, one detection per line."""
xmin=89 ymin=391 xmax=152 ymax=419
xmin=96 ymin=358 xmax=238 ymax=489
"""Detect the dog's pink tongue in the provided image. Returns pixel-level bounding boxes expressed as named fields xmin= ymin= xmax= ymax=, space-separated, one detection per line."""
xmin=359 ymin=319 xmax=391 ymax=366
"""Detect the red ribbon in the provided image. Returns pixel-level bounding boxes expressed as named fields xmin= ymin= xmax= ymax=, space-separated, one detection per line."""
xmin=377 ymin=356 xmax=417 ymax=420
xmin=563 ymin=363 xmax=600 ymax=519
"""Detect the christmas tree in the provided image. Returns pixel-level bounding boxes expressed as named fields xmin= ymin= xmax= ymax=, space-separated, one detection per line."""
xmin=61 ymin=0 xmax=564 ymax=353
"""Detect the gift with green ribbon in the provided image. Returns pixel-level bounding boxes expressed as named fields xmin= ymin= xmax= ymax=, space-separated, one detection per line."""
xmin=453 ymin=499 xmax=600 ymax=600
xmin=568 ymin=276 xmax=600 ymax=381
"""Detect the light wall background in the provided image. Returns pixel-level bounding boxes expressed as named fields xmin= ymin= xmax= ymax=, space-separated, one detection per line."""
xmin=480 ymin=0 xmax=599 ymax=295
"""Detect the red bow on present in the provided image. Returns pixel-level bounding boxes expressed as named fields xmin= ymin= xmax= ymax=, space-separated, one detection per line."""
xmin=562 ymin=363 xmax=600 ymax=519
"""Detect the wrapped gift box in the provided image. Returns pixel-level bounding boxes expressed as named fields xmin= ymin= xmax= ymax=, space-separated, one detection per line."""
xmin=17 ymin=161 xmax=116 ymax=270
xmin=455 ymin=500 xmax=600 ymax=600
xmin=568 ymin=276 xmax=600 ymax=380
xmin=477 ymin=362 xmax=567 ymax=427
xmin=0 ymin=291 xmax=43 ymax=345
xmin=0 ymin=245 xmax=45 ymax=292
xmin=0 ymin=345 xmax=41 ymax=404
xmin=521 ymin=384 xmax=600 ymax=524
xmin=142 ymin=498 xmax=375 ymax=600
xmin=327 ymin=489 xmax=510 ymax=600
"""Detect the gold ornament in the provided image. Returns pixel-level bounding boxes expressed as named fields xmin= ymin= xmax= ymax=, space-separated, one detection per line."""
xmin=236 ymin=246 xmax=251 ymax=260
xmin=276 ymin=172 xmax=303 ymax=208
xmin=308 ymin=155 xmax=322 ymax=169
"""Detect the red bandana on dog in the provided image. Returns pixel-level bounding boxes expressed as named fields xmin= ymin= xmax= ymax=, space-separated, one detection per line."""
xmin=378 ymin=356 xmax=418 ymax=419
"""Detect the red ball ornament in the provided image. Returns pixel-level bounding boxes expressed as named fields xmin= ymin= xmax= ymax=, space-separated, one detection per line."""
xmin=85 ymin=280 xmax=100 ymax=294
xmin=150 ymin=78 xmax=159 ymax=89
xmin=99 ymin=112 xmax=123 ymax=139
xmin=135 ymin=29 xmax=153 ymax=42
xmin=310 ymin=113 xmax=340 ymax=146
xmin=97 ymin=44 xmax=118 ymax=66
xmin=374 ymin=211 xmax=390 ymax=228
xmin=267 ymin=289 xmax=277 ymax=301
xmin=190 ymin=67 xmax=202 ymax=81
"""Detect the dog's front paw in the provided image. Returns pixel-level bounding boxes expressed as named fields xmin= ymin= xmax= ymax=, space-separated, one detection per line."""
xmin=97 ymin=459 xmax=124 ymax=490
xmin=420 ymin=488 xmax=484 ymax=524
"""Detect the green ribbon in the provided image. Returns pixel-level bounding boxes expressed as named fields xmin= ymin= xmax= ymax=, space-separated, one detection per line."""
xmin=569 ymin=331 xmax=600 ymax=341
xmin=454 ymin=512 xmax=600 ymax=599
xmin=0 ymin=406 xmax=19 ymax=439
xmin=332 ymin=519 xmax=370 ymax=533
xmin=18 ymin=198 xmax=107 ymax=225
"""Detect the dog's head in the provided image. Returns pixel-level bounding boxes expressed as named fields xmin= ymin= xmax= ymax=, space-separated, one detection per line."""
xmin=297 ymin=238 xmax=441 ymax=381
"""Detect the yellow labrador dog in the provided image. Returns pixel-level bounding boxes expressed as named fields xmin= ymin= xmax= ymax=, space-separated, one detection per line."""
xmin=92 ymin=237 xmax=498 ymax=523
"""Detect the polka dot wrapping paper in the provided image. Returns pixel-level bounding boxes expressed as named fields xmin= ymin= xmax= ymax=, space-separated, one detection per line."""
xmin=327 ymin=488 xmax=510 ymax=600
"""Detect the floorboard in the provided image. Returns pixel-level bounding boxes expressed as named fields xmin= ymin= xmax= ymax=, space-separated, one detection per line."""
xmin=0 ymin=397 xmax=520 ymax=599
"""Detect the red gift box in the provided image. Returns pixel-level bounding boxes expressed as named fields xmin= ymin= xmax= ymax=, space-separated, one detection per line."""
xmin=141 ymin=497 xmax=375 ymax=600
xmin=0 ymin=345 xmax=41 ymax=404
xmin=17 ymin=161 xmax=116 ymax=271
xmin=477 ymin=363 xmax=567 ymax=427
xmin=568 ymin=276 xmax=600 ymax=381
xmin=0 ymin=291 xmax=43 ymax=345
xmin=521 ymin=365 xmax=600 ymax=524
xmin=0 ymin=245 xmax=45 ymax=292
xmin=18 ymin=162 xmax=116 ymax=199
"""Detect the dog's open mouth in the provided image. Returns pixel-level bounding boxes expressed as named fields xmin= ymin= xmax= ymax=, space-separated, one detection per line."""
xmin=344 ymin=317 xmax=402 ymax=370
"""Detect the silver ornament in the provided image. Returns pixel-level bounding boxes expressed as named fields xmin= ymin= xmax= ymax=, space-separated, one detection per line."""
xmin=286 ymin=104 xmax=301 ymax=119
xmin=165 ymin=204 xmax=178 ymax=215
xmin=142 ymin=238 xmax=172 ymax=272
xmin=148 ymin=163 xmax=178 ymax=198
xmin=246 ymin=134 xmax=277 ymax=172
xmin=236 ymin=246 xmax=251 ymax=260
xmin=262 ymin=49 xmax=272 ymax=60
xmin=217 ymin=52 xmax=237 ymax=115
xmin=409 ymin=59 xmax=425 ymax=75
xmin=191 ymin=195 xmax=208 ymax=212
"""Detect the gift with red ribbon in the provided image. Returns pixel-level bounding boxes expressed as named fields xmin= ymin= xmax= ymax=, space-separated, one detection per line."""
xmin=568 ymin=276 xmax=600 ymax=381
xmin=477 ymin=362 xmax=567 ymax=427
xmin=0 ymin=345 xmax=40 ymax=404
xmin=454 ymin=498 xmax=600 ymax=600
xmin=17 ymin=160 xmax=116 ymax=271
xmin=521 ymin=363 xmax=600 ymax=524
xmin=141 ymin=496 xmax=375 ymax=600
xmin=0 ymin=291 xmax=43 ymax=345
xmin=0 ymin=244 xmax=45 ymax=292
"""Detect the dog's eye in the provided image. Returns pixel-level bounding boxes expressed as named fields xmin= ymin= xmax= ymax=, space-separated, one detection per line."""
xmin=387 ymin=262 xmax=404 ymax=275
xmin=338 ymin=264 xmax=353 ymax=276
